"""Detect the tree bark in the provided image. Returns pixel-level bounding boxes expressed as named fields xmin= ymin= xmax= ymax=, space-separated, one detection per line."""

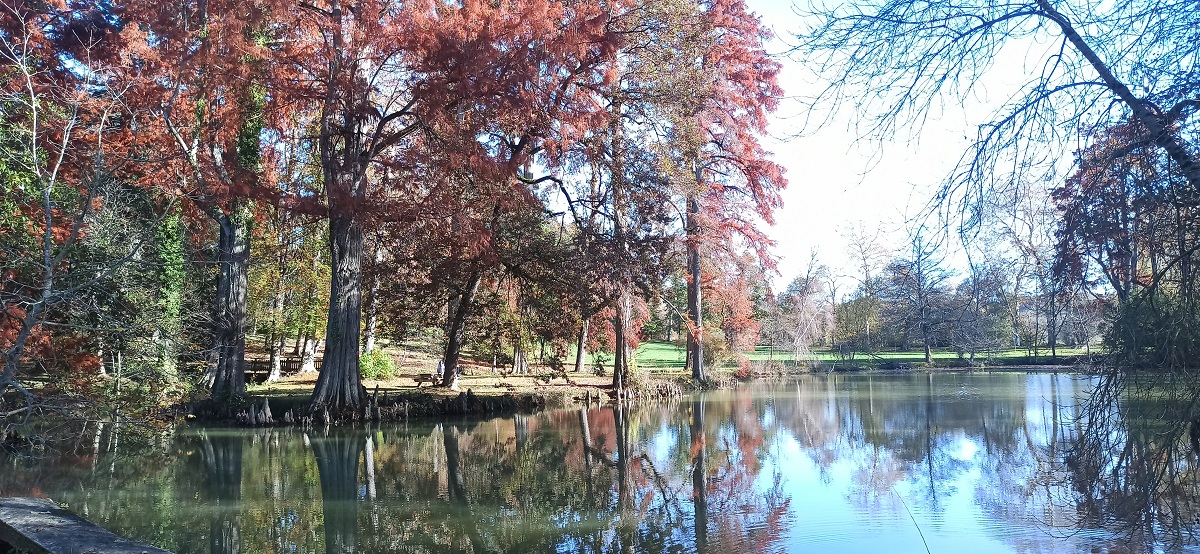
xmin=574 ymin=318 xmax=589 ymax=373
xmin=208 ymin=211 xmax=249 ymax=401
xmin=363 ymin=246 xmax=383 ymax=354
xmin=923 ymin=325 xmax=933 ymax=364
xmin=612 ymin=295 xmax=628 ymax=390
xmin=268 ymin=218 xmax=290 ymax=383
xmin=309 ymin=214 xmax=367 ymax=412
xmin=300 ymin=336 xmax=318 ymax=374
xmin=267 ymin=283 xmax=286 ymax=383
xmin=686 ymin=192 xmax=705 ymax=384
xmin=513 ymin=340 xmax=528 ymax=375
xmin=441 ymin=270 xmax=483 ymax=390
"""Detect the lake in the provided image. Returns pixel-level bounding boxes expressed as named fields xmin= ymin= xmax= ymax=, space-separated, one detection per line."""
xmin=2 ymin=372 xmax=1197 ymax=553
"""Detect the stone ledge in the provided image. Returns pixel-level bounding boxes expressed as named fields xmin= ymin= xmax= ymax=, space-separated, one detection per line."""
xmin=0 ymin=497 xmax=172 ymax=554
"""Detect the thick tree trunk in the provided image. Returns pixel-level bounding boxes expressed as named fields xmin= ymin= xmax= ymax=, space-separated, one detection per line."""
xmin=574 ymin=318 xmax=589 ymax=373
xmin=208 ymin=212 xmax=249 ymax=401
xmin=309 ymin=214 xmax=367 ymax=412
xmin=441 ymin=270 xmax=482 ymax=390
xmin=513 ymin=341 xmax=528 ymax=375
xmin=686 ymin=193 xmax=705 ymax=384
xmin=612 ymin=296 xmax=628 ymax=390
xmin=311 ymin=430 xmax=363 ymax=554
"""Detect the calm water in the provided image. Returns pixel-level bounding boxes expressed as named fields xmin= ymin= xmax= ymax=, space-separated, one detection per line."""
xmin=3 ymin=372 xmax=1199 ymax=553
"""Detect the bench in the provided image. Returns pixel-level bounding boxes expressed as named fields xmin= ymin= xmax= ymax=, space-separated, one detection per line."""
xmin=413 ymin=373 xmax=440 ymax=387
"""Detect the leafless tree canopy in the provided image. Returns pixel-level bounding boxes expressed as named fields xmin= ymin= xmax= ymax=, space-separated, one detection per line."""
xmin=794 ymin=0 xmax=1200 ymax=230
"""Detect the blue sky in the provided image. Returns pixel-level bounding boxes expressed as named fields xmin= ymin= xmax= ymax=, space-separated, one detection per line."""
xmin=750 ymin=0 xmax=1064 ymax=290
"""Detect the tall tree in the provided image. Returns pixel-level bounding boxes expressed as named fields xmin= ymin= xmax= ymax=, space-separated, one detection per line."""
xmin=131 ymin=0 xmax=273 ymax=402
xmin=660 ymin=0 xmax=784 ymax=385
xmin=270 ymin=0 xmax=621 ymax=410
xmin=882 ymin=228 xmax=952 ymax=363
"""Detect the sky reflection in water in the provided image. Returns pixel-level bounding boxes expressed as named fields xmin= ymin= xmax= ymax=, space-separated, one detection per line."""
xmin=2 ymin=372 xmax=1195 ymax=553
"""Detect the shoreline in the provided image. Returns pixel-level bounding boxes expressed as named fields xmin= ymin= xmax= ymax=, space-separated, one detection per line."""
xmin=182 ymin=364 xmax=1097 ymax=426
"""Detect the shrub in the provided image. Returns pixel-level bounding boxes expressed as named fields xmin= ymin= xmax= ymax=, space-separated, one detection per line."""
xmin=360 ymin=350 xmax=398 ymax=381
xmin=701 ymin=330 xmax=733 ymax=369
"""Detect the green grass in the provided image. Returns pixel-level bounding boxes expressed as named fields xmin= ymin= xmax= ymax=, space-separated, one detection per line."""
xmin=631 ymin=341 xmax=1100 ymax=369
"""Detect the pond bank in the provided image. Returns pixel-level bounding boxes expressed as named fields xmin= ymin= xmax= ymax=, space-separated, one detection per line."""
xmin=190 ymin=371 xmax=692 ymax=425
xmin=185 ymin=364 xmax=1095 ymax=425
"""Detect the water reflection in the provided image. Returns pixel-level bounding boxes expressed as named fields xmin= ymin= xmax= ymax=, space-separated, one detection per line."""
xmin=2 ymin=373 xmax=1199 ymax=552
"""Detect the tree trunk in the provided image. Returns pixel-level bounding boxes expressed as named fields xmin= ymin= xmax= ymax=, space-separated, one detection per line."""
xmin=513 ymin=340 xmax=528 ymax=375
xmin=686 ymin=193 xmax=705 ymax=384
xmin=441 ymin=270 xmax=482 ymax=390
xmin=309 ymin=214 xmax=366 ymax=413
xmin=612 ymin=296 xmax=628 ymax=390
xmin=363 ymin=247 xmax=383 ymax=354
xmin=574 ymin=318 xmax=589 ymax=373
xmin=300 ymin=336 xmax=318 ymax=374
xmin=268 ymin=221 xmax=290 ymax=383
xmin=267 ymin=284 xmax=286 ymax=383
xmin=208 ymin=211 xmax=249 ymax=401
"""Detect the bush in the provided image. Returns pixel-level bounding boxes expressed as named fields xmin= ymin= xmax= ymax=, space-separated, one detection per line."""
xmin=702 ymin=330 xmax=733 ymax=369
xmin=360 ymin=350 xmax=398 ymax=381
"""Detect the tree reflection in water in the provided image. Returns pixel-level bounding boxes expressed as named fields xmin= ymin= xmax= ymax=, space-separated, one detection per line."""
xmin=200 ymin=430 xmax=243 ymax=554
xmin=1059 ymin=371 xmax=1200 ymax=549
xmin=310 ymin=428 xmax=363 ymax=554
xmin=2 ymin=373 xmax=1200 ymax=552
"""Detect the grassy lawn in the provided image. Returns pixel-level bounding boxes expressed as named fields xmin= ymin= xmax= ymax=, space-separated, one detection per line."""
xmin=633 ymin=341 xmax=1099 ymax=369
xmin=245 ymin=339 xmax=1101 ymax=401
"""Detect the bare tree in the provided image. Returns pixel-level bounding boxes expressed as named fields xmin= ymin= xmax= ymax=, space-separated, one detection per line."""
xmin=796 ymin=0 xmax=1200 ymax=226
xmin=881 ymin=227 xmax=953 ymax=363
xmin=777 ymin=250 xmax=836 ymax=360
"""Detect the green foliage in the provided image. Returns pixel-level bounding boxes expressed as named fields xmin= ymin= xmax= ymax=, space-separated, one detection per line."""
xmin=359 ymin=349 xmax=398 ymax=381
xmin=154 ymin=211 xmax=185 ymax=378
xmin=236 ymin=85 xmax=265 ymax=169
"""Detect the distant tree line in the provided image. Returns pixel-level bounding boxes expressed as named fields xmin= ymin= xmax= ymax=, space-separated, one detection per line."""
xmin=794 ymin=0 xmax=1199 ymax=369
xmin=759 ymin=219 xmax=1106 ymax=365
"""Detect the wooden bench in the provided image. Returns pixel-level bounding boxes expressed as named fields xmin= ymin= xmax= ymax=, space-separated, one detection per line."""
xmin=0 ymin=497 xmax=173 ymax=553
xmin=413 ymin=373 xmax=440 ymax=387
